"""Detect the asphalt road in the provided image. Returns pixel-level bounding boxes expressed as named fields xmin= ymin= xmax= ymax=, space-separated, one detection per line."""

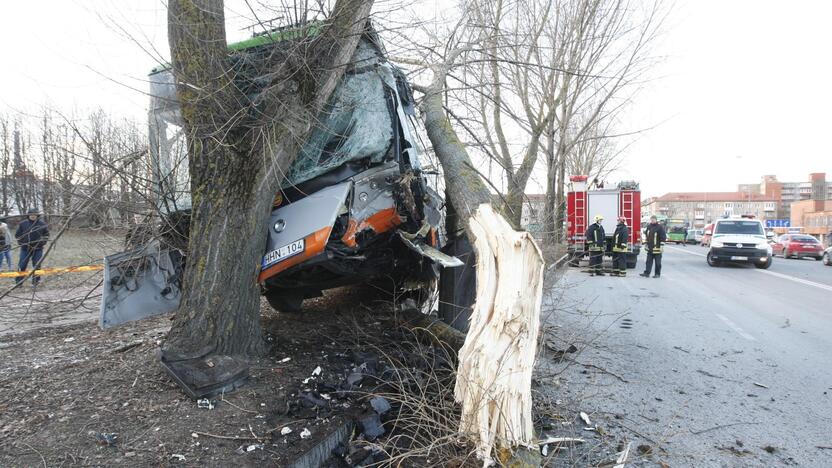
xmin=548 ymin=245 xmax=832 ymax=466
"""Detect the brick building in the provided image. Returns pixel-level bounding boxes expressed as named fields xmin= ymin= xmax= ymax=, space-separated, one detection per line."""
xmin=739 ymin=173 xmax=832 ymax=219
xmin=641 ymin=192 xmax=777 ymax=228
xmin=790 ymin=199 xmax=832 ymax=244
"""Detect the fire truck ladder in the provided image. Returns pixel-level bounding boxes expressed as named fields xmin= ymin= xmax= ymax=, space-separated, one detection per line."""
xmin=574 ymin=191 xmax=586 ymax=241
xmin=621 ymin=191 xmax=634 ymax=244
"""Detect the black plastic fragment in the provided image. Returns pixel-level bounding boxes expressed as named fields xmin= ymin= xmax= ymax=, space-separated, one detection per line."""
xmin=157 ymin=351 xmax=249 ymax=400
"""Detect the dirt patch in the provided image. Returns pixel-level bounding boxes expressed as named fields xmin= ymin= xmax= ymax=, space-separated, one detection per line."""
xmin=0 ymin=286 xmax=474 ymax=466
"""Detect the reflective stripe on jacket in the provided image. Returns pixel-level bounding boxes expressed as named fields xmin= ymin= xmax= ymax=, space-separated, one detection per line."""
xmin=644 ymin=223 xmax=666 ymax=254
xmin=612 ymin=223 xmax=629 ymax=253
xmin=586 ymin=223 xmax=605 ymax=251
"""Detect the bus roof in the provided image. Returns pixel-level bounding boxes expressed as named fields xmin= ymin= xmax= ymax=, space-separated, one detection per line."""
xmin=149 ymin=21 xmax=324 ymax=75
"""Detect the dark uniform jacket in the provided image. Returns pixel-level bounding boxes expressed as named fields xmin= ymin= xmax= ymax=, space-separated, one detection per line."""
xmin=586 ymin=222 xmax=606 ymax=250
xmin=16 ymin=218 xmax=50 ymax=250
xmin=644 ymin=223 xmax=666 ymax=253
xmin=613 ymin=223 xmax=629 ymax=252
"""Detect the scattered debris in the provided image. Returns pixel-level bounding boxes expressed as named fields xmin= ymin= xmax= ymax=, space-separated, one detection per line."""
xmin=345 ymin=372 xmax=363 ymax=388
xmin=579 ymin=411 xmax=592 ymax=426
xmin=637 ymin=444 xmax=653 ymax=455
xmin=613 ymin=442 xmax=631 ymax=468
xmin=171 ymin=454 xmax=186 ymax=461
xmin=545 ymin=343 xmax=578 ymax=358
xmin=358 ymin=412 xmax=385 ymax=440
xmin=697 ymin=369 xmax=723 ymax=379
xmin=64 ymin=337 xmax=75 ymax=343
xmin=90 ymin=432 xmax=118 ymax=446
xmin=690 ymin=421 xmax=759 ymax=435
xmin=717 ymin=444 xmax=752 ymax=457
xmin=197 ymin=398 xmax=214 ymax=410
xmin=538 ymin=436 xmax=585 ymax=444
xmin=673 ymin=345 xmax=690 ymax=353
xmin=311 ymin=366 xmax=322 ymax=376
xmin=300 ymin=428 xmax=312 ymax=439
xmin=280 ymin=427 xmax=292 ymax=435
xmin=111 ymin=340 xmax=143 ymax=353
xmin=280 ymin=357 xmax=291 ymax=363
xmin=762 ymin=445 xmax=777 ymax=454
xmin=753 ymin=382 xmax=769 ymax=389
xmin=369 ymin=396 xmax=391 ymax=415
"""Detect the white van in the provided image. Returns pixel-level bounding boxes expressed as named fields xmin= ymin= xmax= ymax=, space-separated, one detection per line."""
xmin=706 ymin=218 xmax=772 ymax=269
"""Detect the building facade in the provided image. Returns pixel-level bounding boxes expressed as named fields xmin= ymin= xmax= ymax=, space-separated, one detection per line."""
xmin=742 ymin=173 xmax=832 ymax=220
xmin=790 ymin=199 xmax=832 ymax=244
xmin=642 ymin=192 xmax=777 ymax=227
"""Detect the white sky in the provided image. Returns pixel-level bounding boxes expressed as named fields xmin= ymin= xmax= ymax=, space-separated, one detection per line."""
xmin=1 ymin=1 xmax=830 ymax=198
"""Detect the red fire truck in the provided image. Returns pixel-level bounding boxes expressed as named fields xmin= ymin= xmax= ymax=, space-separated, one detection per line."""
xmin=566 ymin=175 xmax=641 ymax=268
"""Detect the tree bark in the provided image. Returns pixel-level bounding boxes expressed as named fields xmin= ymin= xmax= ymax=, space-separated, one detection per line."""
xmin=162 ymin=0 xmax=374 ymax=359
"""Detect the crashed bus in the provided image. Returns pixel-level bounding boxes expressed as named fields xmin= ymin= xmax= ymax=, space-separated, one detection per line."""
xmin=100 ymin=23 xmax=470 ymax=330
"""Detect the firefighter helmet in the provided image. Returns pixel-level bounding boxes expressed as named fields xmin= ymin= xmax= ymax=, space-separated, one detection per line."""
xmin=594 ymin=214 xmax=604 ymax=222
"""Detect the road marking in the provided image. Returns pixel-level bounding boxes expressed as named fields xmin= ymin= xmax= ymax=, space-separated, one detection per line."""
xmin=714 ymin=313 xmax=756 ymax=341
xmin=667 ymin=246 xmax=832 ymax=293
xmin=665 ymin=246 xmax=705 ymax=257
xmin=755 ymin=269 xmax=832 ymax=293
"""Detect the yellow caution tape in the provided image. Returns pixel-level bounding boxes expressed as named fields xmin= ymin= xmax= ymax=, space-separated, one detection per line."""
xmin=0 ymin=264 xmax=104 ymax=278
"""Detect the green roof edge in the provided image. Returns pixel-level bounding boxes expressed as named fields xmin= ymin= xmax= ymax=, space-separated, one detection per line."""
xmin=149 ymin=21 xmax=325 ymax=75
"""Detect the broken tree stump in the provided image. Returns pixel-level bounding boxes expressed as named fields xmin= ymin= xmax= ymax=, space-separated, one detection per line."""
xmin=455 ymin=204 xmax=544 ymax=461
xmin=417 ymin=54 xmax=546 ymax=464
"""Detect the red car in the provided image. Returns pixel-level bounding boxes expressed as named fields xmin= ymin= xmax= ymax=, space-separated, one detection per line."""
xmin=771 ymin=234 xmax=824 ymax=260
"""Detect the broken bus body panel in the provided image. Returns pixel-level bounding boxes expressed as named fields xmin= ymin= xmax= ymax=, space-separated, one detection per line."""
xmin=100 ymin=24 xmax=457 ymax=328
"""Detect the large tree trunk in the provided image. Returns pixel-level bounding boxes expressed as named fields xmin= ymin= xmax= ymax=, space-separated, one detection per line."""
xmin=161 ymin=0 xmax=374 ymax=363
xmin=420 ymin=68 xmax=545 ymax=463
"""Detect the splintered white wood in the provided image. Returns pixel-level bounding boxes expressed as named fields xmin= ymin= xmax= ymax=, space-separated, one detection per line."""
xmin=455 ymin=203 xmax=545 ymax=464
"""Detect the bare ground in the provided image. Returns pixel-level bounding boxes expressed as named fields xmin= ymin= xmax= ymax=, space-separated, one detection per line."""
xmin=0 ymin=285 xmax=479 ymax=467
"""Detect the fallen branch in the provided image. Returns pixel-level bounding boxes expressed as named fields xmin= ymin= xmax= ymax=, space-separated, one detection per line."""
xmin=221 ymin=396 xmax=258 ymax=414
xmin=111 ymin=341 xmax=144 ymax=353
xmin=539 ymin=436 xmax=585 ymax=444
xmin=192 ymin=431 xmax=263 ymax=441
xmin=396 ymin=308 xmax=466 ymax=351
xmin=567 ymin=359 xmax=629 ymax=383
xmin=690 ymin=421 xmax=759 ymax=435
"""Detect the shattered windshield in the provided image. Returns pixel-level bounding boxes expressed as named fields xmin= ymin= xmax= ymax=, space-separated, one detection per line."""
xmin=147 ymin=36 xmax=397 ymax=213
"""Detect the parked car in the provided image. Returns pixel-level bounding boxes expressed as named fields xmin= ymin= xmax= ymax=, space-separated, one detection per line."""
xmin=823 ymin=246 xmax=832 ymax=266
xmin=686 ymin=229 xmax=703 ymax=244
xmin=770 ymin=234 xmax=824 ymax=260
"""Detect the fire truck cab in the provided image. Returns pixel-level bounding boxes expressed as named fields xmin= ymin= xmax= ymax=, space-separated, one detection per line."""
xmin=566 ymin=175 xmax=641 ymax=269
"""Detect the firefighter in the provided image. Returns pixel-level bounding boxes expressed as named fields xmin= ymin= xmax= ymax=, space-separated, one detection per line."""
xmin=612 ymin=216 xmax=629 ymax=276
xmin=640 ymin=215 xmax=666 ymax=278
xmin=586 ymin=214 xmax=606 ymax=276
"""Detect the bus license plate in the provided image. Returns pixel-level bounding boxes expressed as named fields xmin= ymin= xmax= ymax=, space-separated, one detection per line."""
xmin=731 ymin=256 xmax=747 ymax=261
xmin=262 ymin=239 xmax=305 ymax=268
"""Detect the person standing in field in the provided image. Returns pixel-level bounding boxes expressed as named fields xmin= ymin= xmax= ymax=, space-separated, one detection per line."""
xmin=15 ymin=208 xmax=50 ymax=285
xmin=0 ymin=219 xmax=12 ymax=271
